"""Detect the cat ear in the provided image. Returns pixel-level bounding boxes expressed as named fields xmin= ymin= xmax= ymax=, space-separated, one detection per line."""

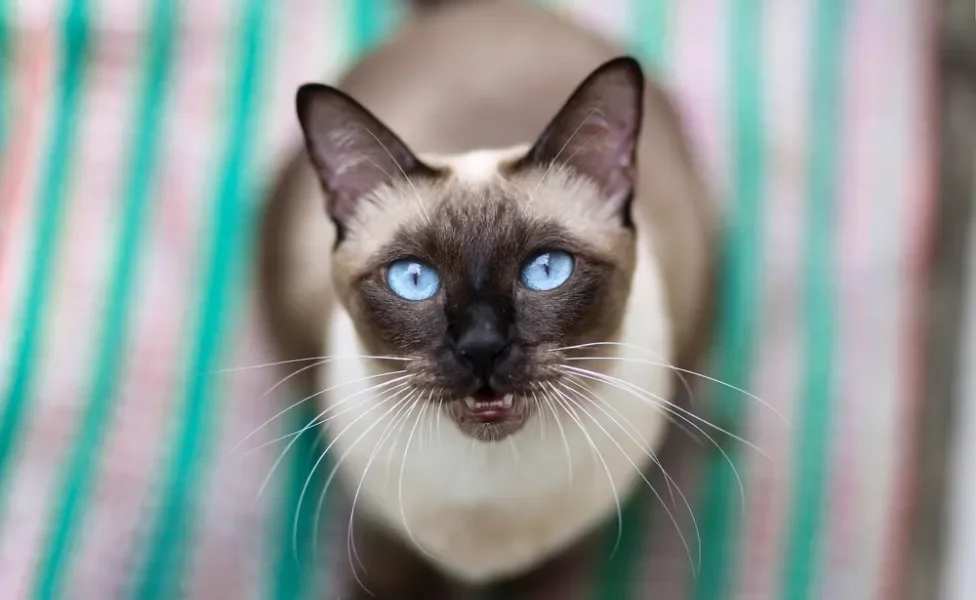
xmin=521 ymin=57 xmax=644 ymax=212
xmin=296 ymin=84 xmax=436 ymax=229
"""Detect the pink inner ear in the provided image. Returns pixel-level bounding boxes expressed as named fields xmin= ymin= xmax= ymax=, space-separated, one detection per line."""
xmin=296 ymin=84 xmax=431 ymax=225
xmin=525 ymin=58 xmax=644 ymax=206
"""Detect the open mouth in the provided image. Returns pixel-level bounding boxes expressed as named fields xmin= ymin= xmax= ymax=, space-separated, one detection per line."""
xmin=460 ymin=388 xmax=518 ymax=424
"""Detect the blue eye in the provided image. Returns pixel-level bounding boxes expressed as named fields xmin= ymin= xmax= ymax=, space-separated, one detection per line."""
xmin=520 ymin=250 xmax=574 ymax=291
xmin=386 ymin=259 xmax=441 ymax=301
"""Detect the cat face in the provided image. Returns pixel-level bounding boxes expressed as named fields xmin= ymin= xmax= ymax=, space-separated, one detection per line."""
xmin=297 ymin=57 xmax=645 ymax=442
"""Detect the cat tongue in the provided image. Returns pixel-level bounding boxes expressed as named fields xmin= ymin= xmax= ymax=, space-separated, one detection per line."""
xmin=463 ymin=391 xmax=515 ymax=422
xmin=472 ymin=389 xmax=502 ymax=404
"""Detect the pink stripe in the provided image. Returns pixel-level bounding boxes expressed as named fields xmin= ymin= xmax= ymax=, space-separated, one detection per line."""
xmin=0 ymin=8 xmax=139 ymax=596
xmin=183 ymin=1 xmax=306 ymax=595
xmin=0 ymin=33 xmax=50 ymax=296
xmin=875 ymin=0 xmax=938 ymax=597
xmin=668 ymin=0 xmax=729 ymax=198
xmin=183 ymin=313 xmax=283 ymax=600
xmin=734 ymin=1 xmax=810 ymax=596
xmin=820 ymin=0 xmax=878 ymax=595
xmin=824 ymin=1 xmax=931 ymax=597
xmin=67 ymin=0 xmax=238 ymax=592
xmin=0 ymin=22 xmax=56 ymax=334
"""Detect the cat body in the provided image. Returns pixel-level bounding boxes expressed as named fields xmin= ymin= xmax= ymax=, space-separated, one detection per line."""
xmin=260 ymin=0 xmax=714 ymax=589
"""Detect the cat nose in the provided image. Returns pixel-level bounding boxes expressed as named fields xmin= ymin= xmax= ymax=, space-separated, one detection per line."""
xmin=457 ymin=324 xmax=508 ymax=382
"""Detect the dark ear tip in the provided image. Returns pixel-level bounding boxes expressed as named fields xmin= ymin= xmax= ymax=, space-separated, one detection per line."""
xmin=295 ymin=83 xmax=317 ymax=116
xmin=599 ymin=56 xmax=645 ymax=88
xmin=295 ymin=83 xmax=338 ymax=117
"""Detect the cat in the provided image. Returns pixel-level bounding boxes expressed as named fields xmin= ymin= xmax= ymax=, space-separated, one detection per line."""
xmin=259 ymin=0 xmax=715 ymax=596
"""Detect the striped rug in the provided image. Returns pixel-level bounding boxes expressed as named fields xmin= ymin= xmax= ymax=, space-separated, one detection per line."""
xmin=0 ymin=0 xmax=938 ymax=598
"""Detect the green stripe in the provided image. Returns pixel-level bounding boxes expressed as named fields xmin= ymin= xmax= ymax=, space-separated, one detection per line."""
xmin=128 ymin=0 xmax=268 ymax=597
xmin=780 ymin=1 xmax=844 ymax=597
xmin=29 ymin=2 xmax=177 ymax=598
xmin=270 ymin=406 xmax=326 ymax=600
xmin=634 ymin=0 xmax=669 ymax=70
xmin=692 ymin=1 xmax=765 ymax=599
xmin=0 ymin=0 xmax=90 ymax=520
xmin=264 ymin=3 xmax=399 ymax=596
xmin=349 ymin=0 xmax=397 ymax=56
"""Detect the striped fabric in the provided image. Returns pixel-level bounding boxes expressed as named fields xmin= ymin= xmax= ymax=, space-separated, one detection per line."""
xmin=0 ymin=0 xmax=937 ymax=599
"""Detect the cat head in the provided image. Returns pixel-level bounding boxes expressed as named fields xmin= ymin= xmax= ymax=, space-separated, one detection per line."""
xmin=297 ymin=57 xmax=645 ymax=442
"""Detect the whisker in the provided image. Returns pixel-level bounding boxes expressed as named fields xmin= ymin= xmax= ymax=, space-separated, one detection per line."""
xmin=562 ymin=374 xmax=704 ymax=446
xmin=398 ymin=395 xmax=443 ymax=564
xmin=384 ymin=391 xmax=428 ymax=483
xmin=508 ymin=436 xmax=521 ymax=473
xmin=420 ymin=396 xmax=435 ymax=451
xmin=561 ymin=377 xmax=670 ymax=499
xmin=561 ymin=365 xmax=767 ymax=462
xmin=250 ymin=378 xmax=413 ymax=492
xmin=555 ymin=347 xmax=785 ymax=424
xmin=244 ymin=393 xmax=375 ymax=459
xmin=234 ymin=370 xmax=407 ymax=453
xmin=534 ymin=385 xmax=573 ymax=483
xmin=435 ymin=393 xmax=444 ymax=446
xmin=257 ymin=359 xmax=332 ymax=410
xmin=210 ymin=354 xmax=410 ymax=374
xmin=346 ymin=391 xmax=419 ymax=581
xmin=546 ymin=382 xmax=623 ymax=558
xmin=562 ymin=366 xmax=748 ymax=511
xmin=529 ymin=387 xmax=550 ymax=441
xmin=556 ymin=379 xmax=700 ymax=572
xmin=552 ymin=340 xmax=700 ymax=411
xmin=299 ymin=387 xmax=417 ymax=565
xmin=258 ymin=381 xmax=409 ymax=497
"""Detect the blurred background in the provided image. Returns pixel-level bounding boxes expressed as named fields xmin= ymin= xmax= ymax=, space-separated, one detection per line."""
xmin=0 ymin=0 xmax=967 ymax=598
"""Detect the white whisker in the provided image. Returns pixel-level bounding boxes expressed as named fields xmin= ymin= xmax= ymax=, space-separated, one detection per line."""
xmin=552 ymin=343 xmax=784 ymax=423
xmin=301 ymin=387 xmax=417 ymax=566
xmin=535 ymin=385 xmax=573 ymax=483
xmin=254 ymin=378 xmax=412 ymax=496
xmin=398 ymin=395 xmax=442 ymax=564
xmin=346 ymin=391 xmax=418 ymax=582
xmin=557 ymin=379 xmax=700 ymax=572
xmin=562 ymin=365 xmax=767 ymax=461
xmin=211 ymin=354 xmax=410 ymax=374
xmin=234 ymin=369 xmax=407 ymax=453
xmin=508 ymin=436 xmax=521 ymax=473
xmin=562 ymin=366 xmax=749 ymax=511
xmin=435 ymin=394 xmax=444 ymax=446
xmin=546 ymin=381 xmax=622 ymax=556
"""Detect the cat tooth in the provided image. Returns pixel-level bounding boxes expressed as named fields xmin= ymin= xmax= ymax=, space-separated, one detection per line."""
xmin=464 ymin=397 xmax=477 ymax=410
xmin=502 ymin=394 xmax=514 ymax=408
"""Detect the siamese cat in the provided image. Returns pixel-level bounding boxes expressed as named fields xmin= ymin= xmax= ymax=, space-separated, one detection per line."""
xmin=260 ymin=0 xmax=715 ymax=595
